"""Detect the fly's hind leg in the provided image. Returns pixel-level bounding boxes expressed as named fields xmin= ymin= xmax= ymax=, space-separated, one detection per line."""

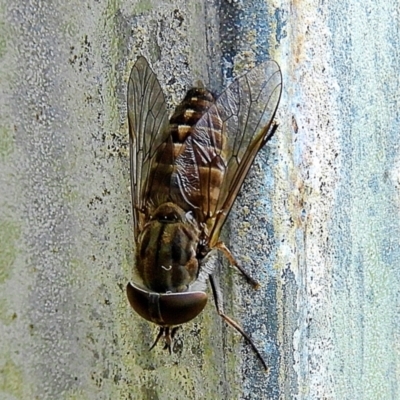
xmin=215 ymin=241 xmax=260 ymax=289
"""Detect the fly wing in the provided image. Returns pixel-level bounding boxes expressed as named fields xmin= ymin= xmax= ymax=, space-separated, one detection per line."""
xmin=172 ymin=61 xmax=282 ymax=245
xmin=209 ymin=61 xmax=282 ymax=243
xmin=127 ymin=57 xmax=171 ymax=235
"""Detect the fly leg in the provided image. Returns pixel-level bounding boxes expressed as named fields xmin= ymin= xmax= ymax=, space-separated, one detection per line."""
xmin=209 ymin=274 xmax=268 ymax=371
xmin=149 ymin=327 xmax=164 ymax=351
xmin=149 ymin=326 xmax=180 ymax=354
xmin=215 ymin=241 xmax=260 ymax=289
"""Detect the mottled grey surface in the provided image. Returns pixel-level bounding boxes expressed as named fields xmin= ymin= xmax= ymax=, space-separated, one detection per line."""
xmin=0 ymin=0 xmax=399 ymax=399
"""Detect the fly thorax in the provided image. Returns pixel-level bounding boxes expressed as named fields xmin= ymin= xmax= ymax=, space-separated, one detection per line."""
xmin=136 ymin=203 xmax=201 ymax=293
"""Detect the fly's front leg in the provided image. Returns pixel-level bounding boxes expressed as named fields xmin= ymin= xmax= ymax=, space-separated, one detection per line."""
xmin=209 ymin=275 xmax=268 ymax=371
xmin=215 ymin=241 xmax=260 ymax=289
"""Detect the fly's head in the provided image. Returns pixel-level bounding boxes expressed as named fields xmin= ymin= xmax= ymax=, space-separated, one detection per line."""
xmin=126 ymin=282 xmax=208 ymax=352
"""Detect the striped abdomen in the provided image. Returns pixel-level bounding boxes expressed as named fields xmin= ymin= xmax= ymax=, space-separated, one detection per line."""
xmin=151 ymin=88 xmax=226 ymax=219
xmin=169 ymin=88 xmax=216 ymax=148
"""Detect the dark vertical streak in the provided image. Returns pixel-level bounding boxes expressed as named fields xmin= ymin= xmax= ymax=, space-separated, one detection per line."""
xmin=217 ymin=1 xmax=280 ymax=397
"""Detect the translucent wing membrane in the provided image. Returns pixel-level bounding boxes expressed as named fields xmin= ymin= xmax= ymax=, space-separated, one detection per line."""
xmin=172 ymin=61 xmax=282 ymax=242
xmin=127 ymin=57 xmax=170 ymax=234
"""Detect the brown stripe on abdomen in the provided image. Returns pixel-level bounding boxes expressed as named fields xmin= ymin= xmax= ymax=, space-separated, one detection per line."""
xmin=151 ymin=87 xmax=227 ymax=216
xmin=168 ymin=88 xmax=215 ymax=143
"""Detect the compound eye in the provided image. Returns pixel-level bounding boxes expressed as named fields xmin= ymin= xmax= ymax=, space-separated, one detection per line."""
xmin=126 ymin=282 xmax=208 ymax=326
